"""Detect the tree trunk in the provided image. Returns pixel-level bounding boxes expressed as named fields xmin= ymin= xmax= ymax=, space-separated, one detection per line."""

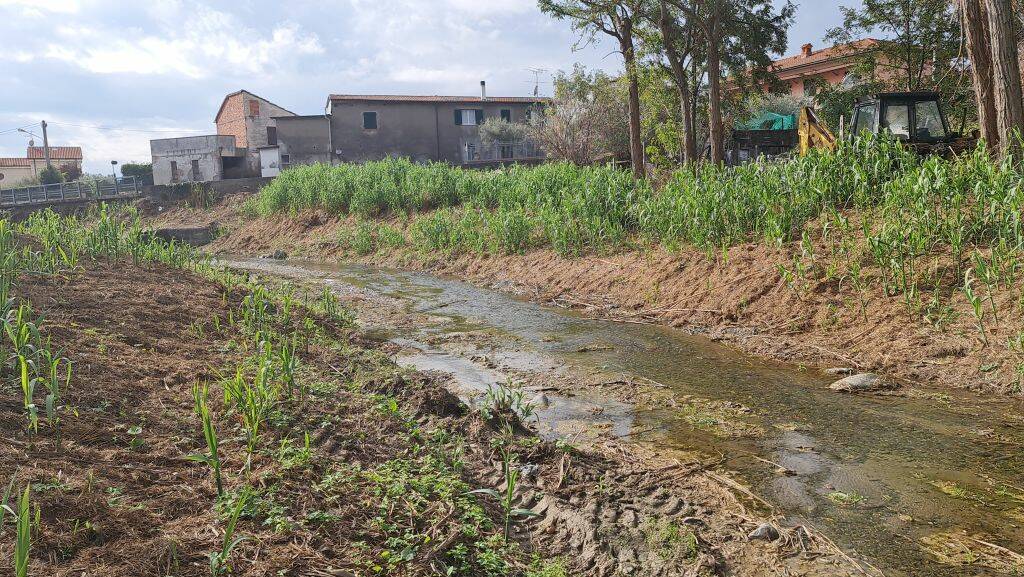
xmin=985 ymin=0 xmax=1024 ymax=156
xmin=706 ymin=17 xmax=724 ymax=165
xmin=678 ymin=76 xmax=697 ymax=163
xmin=620 ymin=27 xmax=646 ymax=179
xmin=961 ymin=0 xmax=999 ymax=147
xmin=657 ymin=2 xmax=697 ymax=163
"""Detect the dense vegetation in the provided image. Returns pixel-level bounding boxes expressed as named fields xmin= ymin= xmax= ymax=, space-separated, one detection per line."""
xmin=248 ymin=139 xmax=1024 ymax=376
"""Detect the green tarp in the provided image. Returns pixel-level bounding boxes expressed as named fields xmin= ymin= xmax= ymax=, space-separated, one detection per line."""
xmin=737 ymin=112 xmax=797 ymax=131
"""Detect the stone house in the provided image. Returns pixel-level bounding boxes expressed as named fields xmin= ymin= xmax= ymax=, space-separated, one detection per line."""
xmin=258 ymin=115 xmax=332 ymax=177
xmin=150 ymin=135 xmax=242 ymax=185
xmin=323 ymin=84 xmax=547 ymax=166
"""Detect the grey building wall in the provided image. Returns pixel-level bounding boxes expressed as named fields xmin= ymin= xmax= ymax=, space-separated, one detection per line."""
xmin=244 ymin=97 xmax=294 ymax=174
xmin=150 ymin=135 xmax=237 ymax=186
xmin=327 ymin=100 xmax=541 ymax=165
xmin=275 ymin=115 xmax=333 ymax=167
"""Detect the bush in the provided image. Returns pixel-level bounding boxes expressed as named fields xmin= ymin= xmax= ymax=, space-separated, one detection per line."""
xmin=120 ymin=162 xmax=153 ymax=184
xmin=38 ymin=165 xmax=63 ymax=185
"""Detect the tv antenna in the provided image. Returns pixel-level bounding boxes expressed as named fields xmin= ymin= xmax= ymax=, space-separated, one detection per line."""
xmin=527 ymin=68 xmax=547 ymax=96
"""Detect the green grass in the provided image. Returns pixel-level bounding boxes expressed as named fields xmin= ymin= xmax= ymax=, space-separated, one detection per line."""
xmin=247 ymin=137 xmax=1024 ymax=355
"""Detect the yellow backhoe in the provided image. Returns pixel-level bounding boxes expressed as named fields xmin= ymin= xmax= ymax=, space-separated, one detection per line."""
xmin=798 ymin=91 xmax=977 ymax=157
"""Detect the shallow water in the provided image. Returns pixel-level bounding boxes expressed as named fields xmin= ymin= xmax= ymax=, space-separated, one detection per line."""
xmin=223 ymin=256 xmax=1024 ymax=577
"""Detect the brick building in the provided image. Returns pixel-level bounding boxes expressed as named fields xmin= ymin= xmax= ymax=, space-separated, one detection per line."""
xmin=214 ymin=90 xmax=296 ymax=175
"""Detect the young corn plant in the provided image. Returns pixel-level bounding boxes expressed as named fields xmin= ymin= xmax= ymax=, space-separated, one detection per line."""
xmin=278 ymin=334 xmax=300 ymax=399
xmin=18 ymin=356 xmax=38 ymax=442
xmin=209 ymin=491 xmax=248 ymax=576
xmin=40 ymin=350 xmax=70 ymax=448
xmin=223 ymin=358 xmax=280 ymax=471
xmin=188 ymin=383 xmax=224 ymax=496
xmin=963 ymin=268 xmax=988 ymax=346
xmin=471 ymin=425 xmax=538 ymax=543
xmin=2 ymin=486 xmax=32 ymax=577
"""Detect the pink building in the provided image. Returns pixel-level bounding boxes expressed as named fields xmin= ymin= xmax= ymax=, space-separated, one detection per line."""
xmin=770 ymin=39 xmax=880 ymax=97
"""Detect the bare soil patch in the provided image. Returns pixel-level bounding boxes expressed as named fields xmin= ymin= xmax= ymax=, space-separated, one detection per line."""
xmin=0 ymin=251 xmax=858 ymax=575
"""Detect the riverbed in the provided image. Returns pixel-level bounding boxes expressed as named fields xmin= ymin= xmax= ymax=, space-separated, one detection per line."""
xmin=222 ymin=256 xmax=1024 ymax=577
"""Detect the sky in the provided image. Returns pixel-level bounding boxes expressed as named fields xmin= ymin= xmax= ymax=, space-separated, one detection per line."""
xmin=0 ymin=0 xmax=859 ymax=174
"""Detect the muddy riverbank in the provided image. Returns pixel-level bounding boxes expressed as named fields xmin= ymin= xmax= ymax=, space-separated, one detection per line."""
xmin=145 ymin=196 xmax=1024 ymax=397
xmin=221 ymin=256 xmax=1024 ymax=577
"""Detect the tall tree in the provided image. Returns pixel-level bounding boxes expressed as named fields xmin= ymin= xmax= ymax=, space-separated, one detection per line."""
xmin=826 ymin=0 xmax=961 ymax=91
xmin=654 ymin=0 xmax=699 ymax=163
xmin=985 ymin=0 xmax=1024 ymax=155
xmin=960 ymin=0 xmax=999 ymax=147
xmin=539 ymin=0 xmax=647 ymax=178
xmin=661 ymin=0 xmax=792 ymax=164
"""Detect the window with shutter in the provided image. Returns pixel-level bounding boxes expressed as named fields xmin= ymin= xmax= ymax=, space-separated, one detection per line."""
xmin=455 ymin=109 xmax=483 ymax=126
xmin=267 ymin=126 xmax=277 ymax=145
xmin=363 ymin=111 xmax=378 ymax=130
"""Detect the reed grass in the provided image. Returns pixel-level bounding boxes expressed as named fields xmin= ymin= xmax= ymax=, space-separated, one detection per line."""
xmin=249 ymin=137 xmax=1024 ymax=352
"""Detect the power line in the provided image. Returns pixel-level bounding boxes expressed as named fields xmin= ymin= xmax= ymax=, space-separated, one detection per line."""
xmin=0 ymin=124 xmax=36 ymax=136
xmin=46 ymin=121 xmax=207 ymax=134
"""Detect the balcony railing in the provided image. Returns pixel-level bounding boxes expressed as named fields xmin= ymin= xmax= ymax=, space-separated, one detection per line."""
xmin=463 ymin=141 xmax=544 ymax=164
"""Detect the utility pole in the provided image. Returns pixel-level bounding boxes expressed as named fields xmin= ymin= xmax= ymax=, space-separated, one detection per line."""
xmin=41 ymin=120 xmax=51 ymax=168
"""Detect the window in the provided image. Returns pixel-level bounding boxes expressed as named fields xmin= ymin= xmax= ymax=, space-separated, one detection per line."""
xmin=362 ymin=111 xmax=378 ymax=130
xmin=500 ymin=109 xmax=512 ymax=122
xmin=191 ymin=159 xmax=201 ymax=180
xmin=914 ymin=100 xmax=947 ymax=140
xmin=853 ymin=104 xmax=876 ymax=135
xmin=267 ymin=126 xmax=277 ymax=146
xmin=803 ymin=79 xmax=817 ymax=97
xmin=281 ymin=154 xmax=291 ymax=166
xmin=455 ymin=109 xmax=483 ymax=126
xmin=882 ymin=103 xmax=911 ymax=139
xmin=249 ymin=100 xmax=260 ymax=117
xmin=170 ymin=161 xmax=179 ymax=183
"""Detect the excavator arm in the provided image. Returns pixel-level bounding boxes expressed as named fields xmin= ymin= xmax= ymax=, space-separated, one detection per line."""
xmin=798 ymin=106 xmax=837 ymax=155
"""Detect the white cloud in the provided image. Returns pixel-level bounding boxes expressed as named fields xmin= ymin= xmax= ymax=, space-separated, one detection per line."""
xmin=0 ymin=0 xmax=81 ymax=15
xmin=389 ymin=65 xmax=489 ymax=85
xmin=28 ymin=2 xmax=323 ymax=79
xmin=440 ymin=0 xmax=534 ymax=15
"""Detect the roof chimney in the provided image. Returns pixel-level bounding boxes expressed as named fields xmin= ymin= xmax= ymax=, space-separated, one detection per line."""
xmin=801 ymin=43 xmax=813 ymax=57
xmin=480 ymin=80 xmax=487 ymax=101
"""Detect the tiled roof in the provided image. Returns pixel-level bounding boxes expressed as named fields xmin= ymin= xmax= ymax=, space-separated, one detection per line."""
xmin=771 ymin=39 xmax=881 ymax=72
xmin=0 ymin=158 xmax=31 ymax=167
xmin=328 ymin=94 xmax=549 ymax=104
xmin=27 ymin=146 xmax=82 ymax=160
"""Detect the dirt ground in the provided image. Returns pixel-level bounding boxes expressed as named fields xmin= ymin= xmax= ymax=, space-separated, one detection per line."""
xmin=0 ymin=247 xmax=861 ymax=575
xmin=146 ymin=194 xmax=1024 ymax=398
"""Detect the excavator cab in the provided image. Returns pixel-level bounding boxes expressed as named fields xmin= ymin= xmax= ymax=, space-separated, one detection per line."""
xmin=848 ymin=92 xmax=974 ymax=155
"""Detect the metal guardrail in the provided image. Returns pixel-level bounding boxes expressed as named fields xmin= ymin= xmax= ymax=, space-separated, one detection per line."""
xmin=0 ymin=176 xmax=141 ymax=208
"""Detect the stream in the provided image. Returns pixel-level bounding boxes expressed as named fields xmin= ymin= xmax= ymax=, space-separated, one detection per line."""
xmin=223 ymin=256 xmax=1024 ymax=577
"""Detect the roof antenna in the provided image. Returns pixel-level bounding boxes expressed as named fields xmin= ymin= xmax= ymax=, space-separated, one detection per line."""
xmin=527 ymin=68 xmax=547 ymax=96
